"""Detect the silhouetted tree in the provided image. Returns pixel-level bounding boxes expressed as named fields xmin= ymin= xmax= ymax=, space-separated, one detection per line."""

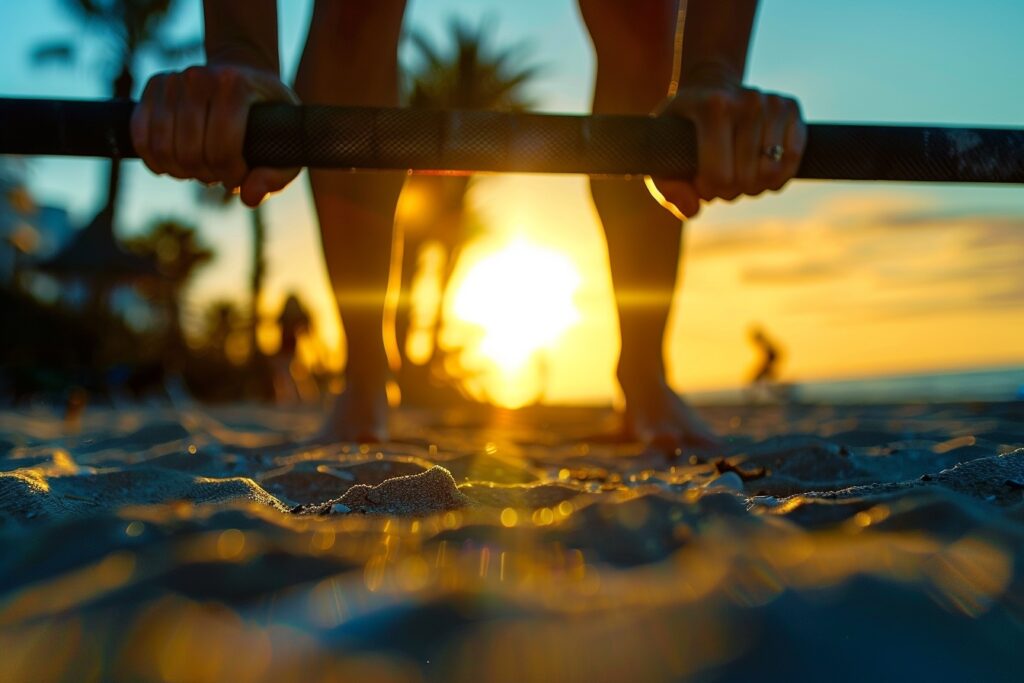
xmin=203 ymin=299 xmax=237 ymax=346
xmin=397 ymin=19 xmax=540 ymax=402
xmin=126 ymin=218 xmax=212 ymax=360
xmin=31 ymin=0 xmax=199 ymax=231
xmin=197 ymin=185 xmax=267 ymax=363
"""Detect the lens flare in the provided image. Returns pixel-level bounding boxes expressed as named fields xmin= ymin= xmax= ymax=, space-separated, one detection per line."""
xmin=449 ymin=239 xmax=581 ymax=404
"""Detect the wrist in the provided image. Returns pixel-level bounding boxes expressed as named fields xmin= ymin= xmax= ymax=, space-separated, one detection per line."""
xmin=205 ymin=47 xmax=279 ymax=77
xmin=678 ymin=61 xmax=743 ymax=89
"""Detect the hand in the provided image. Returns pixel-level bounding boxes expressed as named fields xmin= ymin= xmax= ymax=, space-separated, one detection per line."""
xmin=652 ymin=70 xmax=806 ymax=219
xmin=131 ymin=64 xmax=301 ymax=207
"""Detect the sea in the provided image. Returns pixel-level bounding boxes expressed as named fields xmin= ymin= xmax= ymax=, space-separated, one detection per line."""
xmin=692 ymin=365 xmax=1024 ymax=404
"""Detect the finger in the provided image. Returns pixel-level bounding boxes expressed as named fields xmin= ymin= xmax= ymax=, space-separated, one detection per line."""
xmin=205 ymin=69 xmax=251 ymax=190
xmin=148 ymin=74 xmax=185 ymax=178
xmin=693 ymin=92 xmax=737 ymax=201
xmin=774 ymin=99 xmax=807 ymax=191
xmin=240 ymin=166 xmax=301 ymax=207
xmin=758 ymin=94 xmax=789 ymax=192
xmin=132 ymin=75 xmax=165 ymax=174
xmin=734 ymin=89 xmax=764 ymax=196
xmin=175 ymin=66 xmax=215 ymax=183
xmin=653 ymin=178 xmax=701 ymax=219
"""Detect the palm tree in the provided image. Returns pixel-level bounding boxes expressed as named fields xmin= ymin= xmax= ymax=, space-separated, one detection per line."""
xmin=202 ymin=299 xmax=242 ymax=360
xmin=196 ymin=185 xmax=267 ymax=365
xmin=31 ymin=0 xmax=199 ymax=233
xmin=125 ymin=218 xmax=213 ymax=363
xmin=396 ymin=18 xmax=540 ymax=403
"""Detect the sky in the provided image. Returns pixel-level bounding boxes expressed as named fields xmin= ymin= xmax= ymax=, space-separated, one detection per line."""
xmin=1 ymin=0 xmax=1022 ymax=406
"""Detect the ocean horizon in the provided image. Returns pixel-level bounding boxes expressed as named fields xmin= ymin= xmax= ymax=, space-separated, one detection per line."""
xmin=690 ymin=364 xmax=1024 ymax=404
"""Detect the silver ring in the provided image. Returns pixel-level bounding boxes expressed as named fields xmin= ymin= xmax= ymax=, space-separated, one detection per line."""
xmin=763 ymin=144 xmax=785 ymax=162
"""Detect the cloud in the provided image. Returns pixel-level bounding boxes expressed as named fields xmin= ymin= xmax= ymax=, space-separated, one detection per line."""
xmin=686 ymin=197 xmax=1024 ymax=321
xmin=740 ymin=259 xmax=845 ymax=284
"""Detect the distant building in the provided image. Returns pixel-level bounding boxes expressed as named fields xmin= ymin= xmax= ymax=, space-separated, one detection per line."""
xmin=0 ymin=162 xmax=72 ymax=285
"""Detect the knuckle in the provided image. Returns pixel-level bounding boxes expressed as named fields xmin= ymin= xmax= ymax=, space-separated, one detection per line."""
xmin=711 ymin=168 xmax=734 ymax=188
xmin=177 ymin=146 xmax=202 ymax=169
xmin=738 ymin=171 xmax=759 ymax=195
xmin=152 ymin=139 xmax=174 ymax=164
xmin=206 ymin=147 xmax=231 ymax=170
xmin=130 ymin=115 xmax=147 ymax=144
xmin=763 ymin=168 xmax=789 ymax=189
xmin=183 ymin=65 xmax=206 ymax=82
xmin=160 ymin=75 xmax=181 ymax=104
xmin=182 ymin=66 xmax=209 ymax=95
xmin=702 ymin=91 xmax=734 ymax=116
xmin=720 ymin=184 xmax=741 ymax=201
xmin=206 ymin=138 xmax=240 ymax=168
xmin=132 ymin=136 xmax=149 ymax=158
xmin=780 ymin=97 xmax=799 ymax=118
xmin=140 ymin=75 xmax=162 ymax=100
xmin=217 ymin=66 xmax=244 ymax=93
xmin=740 ymin=89 xmax=762 ymax=112
xmin=221 ymin=163 xmax=248 ymax=189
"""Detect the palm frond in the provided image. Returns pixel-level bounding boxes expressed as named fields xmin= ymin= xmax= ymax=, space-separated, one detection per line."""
xmin=30 ymin=40 xmax=77 ymax=65
xmin=403 ymin=16 xmax=543 ymax=112
xmin=157 ymin=37 xmax=203 ymax=63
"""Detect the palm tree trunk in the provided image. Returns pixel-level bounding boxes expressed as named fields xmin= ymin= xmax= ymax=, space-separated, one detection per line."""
xmin=249 ymin=206 xmax=266 ymax=360
xmin=102 ymin=65 xmax=134 ymax=222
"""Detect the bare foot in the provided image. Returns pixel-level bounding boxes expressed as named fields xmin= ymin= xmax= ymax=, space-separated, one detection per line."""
xmin=312 ymin=384 xmax=390 ymax=444
xmin=621 ymin=379 xmax=722 ymax=456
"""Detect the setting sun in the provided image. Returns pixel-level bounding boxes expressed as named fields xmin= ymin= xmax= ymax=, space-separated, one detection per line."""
xmin=447 ymin=238 xmax=582 ymax=406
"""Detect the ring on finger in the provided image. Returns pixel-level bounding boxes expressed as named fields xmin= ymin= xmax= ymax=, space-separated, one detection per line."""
xmin=762 ymin=144 xmax=784 ymax=163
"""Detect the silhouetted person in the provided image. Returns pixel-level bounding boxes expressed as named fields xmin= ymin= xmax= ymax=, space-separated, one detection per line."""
xmin=749 ymin=325 xmax=781 ymax=385
xmin=273 ymin=293 xmax=312 ymax=404
xmin=130 ymin=0 xmax=806 ymax=449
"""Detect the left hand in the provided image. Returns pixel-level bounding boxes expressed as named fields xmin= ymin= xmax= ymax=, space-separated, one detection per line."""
xmin=652 ymin=71 xmax=806 ymax=219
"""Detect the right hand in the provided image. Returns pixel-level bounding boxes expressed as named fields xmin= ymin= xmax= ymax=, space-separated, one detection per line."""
xmin=131 ymin=64 xmax=301 ymax=207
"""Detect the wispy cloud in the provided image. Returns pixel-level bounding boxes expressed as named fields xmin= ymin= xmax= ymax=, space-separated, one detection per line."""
xmin=688 ymin=197 xmax=1024 ymax=319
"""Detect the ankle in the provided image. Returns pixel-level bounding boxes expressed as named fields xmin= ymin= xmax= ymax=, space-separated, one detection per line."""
xmin=616 ymin=356 xmax=667 ymax=395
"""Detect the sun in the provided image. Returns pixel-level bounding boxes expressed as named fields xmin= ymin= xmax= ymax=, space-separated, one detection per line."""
xmin=448 ymin=239 xmax=581 ymax=404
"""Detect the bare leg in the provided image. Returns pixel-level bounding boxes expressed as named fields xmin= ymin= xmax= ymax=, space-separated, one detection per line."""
xmin=295 ymin=0 xmax=407 ymax=442
xmin=580 ymin=0 xmax=719 ymax=452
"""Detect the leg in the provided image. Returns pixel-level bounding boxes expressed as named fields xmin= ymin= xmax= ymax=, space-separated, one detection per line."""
xmin=295 ymin=0 xmax=407 ymax=441
xmin=580 ymin=0 xmax=719 ymax=452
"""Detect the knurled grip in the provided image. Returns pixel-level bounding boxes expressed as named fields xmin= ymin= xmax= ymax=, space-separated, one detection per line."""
xmin=1 ymin=98 xmax=1022 ymax=183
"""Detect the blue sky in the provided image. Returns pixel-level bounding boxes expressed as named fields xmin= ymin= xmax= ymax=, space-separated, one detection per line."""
xmin=1 ymin=0 xmax=1022 ymax=399
xmin=3 ymin=0 xmax=1022 ymax=221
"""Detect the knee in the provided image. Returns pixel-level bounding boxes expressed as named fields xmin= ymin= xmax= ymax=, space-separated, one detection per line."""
xmin=581 ymin=0 xmax=678 ymax=113
xmin=589 ymin=176 xmax=657 ymax=216
xmin=297 ymin=0 xmax=406 ymax=103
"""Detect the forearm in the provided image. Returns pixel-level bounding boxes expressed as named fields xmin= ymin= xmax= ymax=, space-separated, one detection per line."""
xmin=678 ymin=0 xmax=758 ymax=86
xmin=203 ymin=0 xmax=280 ymax=74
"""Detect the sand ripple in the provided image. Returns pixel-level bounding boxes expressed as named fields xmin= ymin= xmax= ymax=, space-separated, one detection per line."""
xmin=0 ymin=402 xmax=1022 ymax=682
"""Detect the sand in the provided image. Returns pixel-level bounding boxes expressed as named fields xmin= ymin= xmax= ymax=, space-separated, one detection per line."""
xmin=0 ymin=401 xmax=1022 ymax=682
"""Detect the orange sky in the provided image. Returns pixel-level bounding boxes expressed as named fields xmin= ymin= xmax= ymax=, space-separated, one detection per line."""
xmin=61 ymin=0 xmax=1011 ymax=408
xmin=4 ymin=0 xmax=1021 ymax=407
xmin=207 ymin=172 xmax=1024 ymax=408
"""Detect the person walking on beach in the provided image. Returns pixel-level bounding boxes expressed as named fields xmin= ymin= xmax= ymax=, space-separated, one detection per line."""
xmin=749 ymin=325 xmax=781 ymax=385
xmin=129 ymin=0 xmax=806 ymax=449
xmin=747 ymin=324 xmax=787 ymax=402
xmin=272 ymin=292 xmax=313 ymax=404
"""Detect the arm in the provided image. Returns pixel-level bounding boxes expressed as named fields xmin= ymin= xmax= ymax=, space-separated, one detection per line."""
xmin=203 ymin=1 xmax=280 ymax=74
xmin=130 ymin=1 xmax=299 ymax=206
xmin=677 ymin=0 xmax=758 ymax=87
xmin=660 ymin=0 xmax=806 ymax=217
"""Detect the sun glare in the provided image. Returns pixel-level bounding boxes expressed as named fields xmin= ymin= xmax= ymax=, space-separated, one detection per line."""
xmin=449 ymin=239 xmax=581 ymax=403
